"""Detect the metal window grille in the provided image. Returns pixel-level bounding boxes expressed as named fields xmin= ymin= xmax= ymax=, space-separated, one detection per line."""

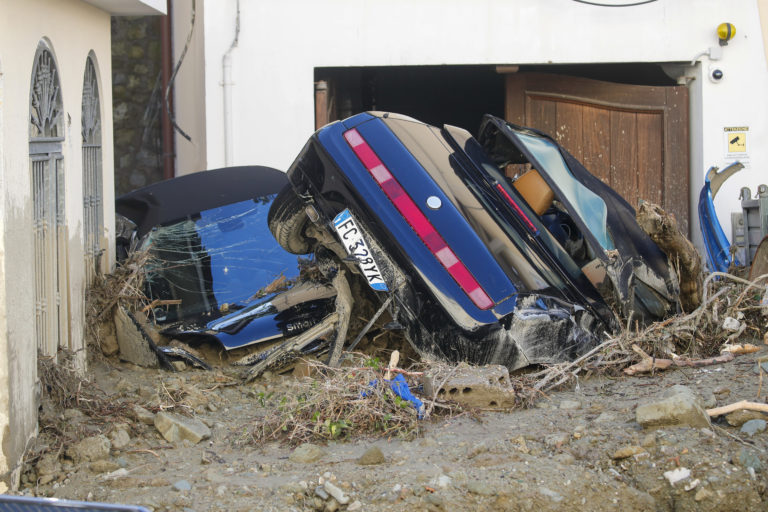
xmin=30 ymin=42 xmax=67 ymax=356
xmin=82 ymin=56 xmax=102 ymax=284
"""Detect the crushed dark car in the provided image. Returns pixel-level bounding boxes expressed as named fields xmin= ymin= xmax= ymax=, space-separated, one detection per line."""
xmin=115 ymin=166 xmax=339 ymax=375
xmin=270 ymin=112 xmax=681 ymax=370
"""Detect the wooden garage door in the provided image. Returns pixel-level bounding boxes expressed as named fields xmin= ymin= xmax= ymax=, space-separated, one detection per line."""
xmin=505 ymin=72 xmax=689 ymax=234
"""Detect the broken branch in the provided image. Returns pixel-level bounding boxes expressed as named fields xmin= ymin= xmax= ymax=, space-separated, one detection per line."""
xmin=623 ymin=344 xmax=734 ymax=375
xmin=706 ymin=400 xmax=768 ymax=417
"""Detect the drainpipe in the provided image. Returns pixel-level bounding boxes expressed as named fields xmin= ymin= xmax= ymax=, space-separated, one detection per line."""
xmin=222 ymin=0 xmax=240 ymax=167
xmin=160 ymin=0 xmax=175 ymax=179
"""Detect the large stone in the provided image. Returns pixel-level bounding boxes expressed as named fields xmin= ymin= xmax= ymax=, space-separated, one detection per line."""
xmin=636 ymin=389 xmax=711 ymax=429
xmin=726 ymin=409 xmax=767 ymax=427
xmin=289 ymin=443 xmax=325 ymax=463
xmin=357 ymin=446 xmax=386 ymax=465
xmin=154 ymin=411 xmax=211 ymax=444
xmin=422 ymin=364 xmax=515 ymax=408
xmin=114 ymin=306 xmax=159 ymax=367
xmin=740 ymin=419 xmax=767 ymax=436
xmin=66 ymin=435 xmax=112 ymax=463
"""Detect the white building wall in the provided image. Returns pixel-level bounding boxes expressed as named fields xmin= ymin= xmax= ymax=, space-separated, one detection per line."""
xmin=177 ymin=0 xmax=768 ymax=252
xmin=0 ymin=0 xmax=115 ymax=488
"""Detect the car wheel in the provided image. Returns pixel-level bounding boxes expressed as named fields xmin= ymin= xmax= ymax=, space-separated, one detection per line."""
xmin=268 ymin=185 xmax=313 ymax=254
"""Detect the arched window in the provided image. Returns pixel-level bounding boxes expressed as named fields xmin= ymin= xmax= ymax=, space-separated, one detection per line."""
xmin=29 ymin=39 xmax=67 ymax=356
xmin=82 ymin=54 xmax=102 ymax=284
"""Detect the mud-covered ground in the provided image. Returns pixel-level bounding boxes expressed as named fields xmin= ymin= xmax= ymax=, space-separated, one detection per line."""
xmin=13 ymin=345 xmax=768 ymax=512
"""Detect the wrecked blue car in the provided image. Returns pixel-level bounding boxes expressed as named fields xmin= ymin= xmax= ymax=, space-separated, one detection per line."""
xmin=270 ymin=112 xmax=681 ymax=370
xmin=116 ymin=166 xmax=336 ymax=358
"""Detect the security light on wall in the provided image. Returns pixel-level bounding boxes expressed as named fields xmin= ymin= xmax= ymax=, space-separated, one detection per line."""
xmin=717 ymin=23 xmax=736 ymax=46
xmin=691 ymin=22 xmax=736 ymax=66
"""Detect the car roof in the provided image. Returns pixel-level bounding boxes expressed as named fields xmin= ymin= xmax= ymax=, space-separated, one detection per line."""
xmin=116 ymin=166 xmax=287 ymax=238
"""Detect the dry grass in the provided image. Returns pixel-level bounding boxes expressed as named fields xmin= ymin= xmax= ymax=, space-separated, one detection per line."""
xmin=517 ymin=271 xmax=768 ymax=401
xmin=84 ymin=250 xmax=152 ymax=352
xmin=242 ymin=355 xmax=457 ymax=446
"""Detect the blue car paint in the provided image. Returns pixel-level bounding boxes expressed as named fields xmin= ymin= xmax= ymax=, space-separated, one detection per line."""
xmin=698 ymin=175 xmax=735 ymax=272
xmin=317 ymin=118 xmax=517 ymax=324
xmin=355 ymin=119 xmax=518 ymax=301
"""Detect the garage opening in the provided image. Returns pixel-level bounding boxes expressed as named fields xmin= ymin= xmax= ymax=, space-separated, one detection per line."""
xmin=314 ymin=65 xmax=505 ymax=134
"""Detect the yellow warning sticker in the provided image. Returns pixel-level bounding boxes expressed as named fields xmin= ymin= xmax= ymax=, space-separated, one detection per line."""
xmin=724 ymin=126 xmax=749 ymax=158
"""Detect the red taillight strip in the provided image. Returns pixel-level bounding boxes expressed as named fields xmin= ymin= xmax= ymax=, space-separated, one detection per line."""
xmin=344 ymin=128 xmax=493 ymax=310
xmin=495 ymin=183 xmax=539 ymax=234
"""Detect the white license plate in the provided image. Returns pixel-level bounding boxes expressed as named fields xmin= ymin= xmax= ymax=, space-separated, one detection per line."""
xmin=333 ymin=209 xmax=389 ymax=292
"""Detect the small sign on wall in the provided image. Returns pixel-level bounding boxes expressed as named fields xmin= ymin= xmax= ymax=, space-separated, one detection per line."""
xmin=724 ymin=126 xmax=749 ymax=160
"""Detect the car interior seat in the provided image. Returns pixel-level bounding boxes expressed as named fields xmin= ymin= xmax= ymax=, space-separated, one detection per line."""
xmin=512 ymin=168 xmax=555 ymax=216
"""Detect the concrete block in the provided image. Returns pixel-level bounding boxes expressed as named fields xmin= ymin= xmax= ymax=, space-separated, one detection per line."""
xmin=423 ymin=365 xmax=515 ymax=408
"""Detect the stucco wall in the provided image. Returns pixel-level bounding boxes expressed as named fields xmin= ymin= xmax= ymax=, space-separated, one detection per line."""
xmin=177 ymin=0 xmax=767 ymax=252
xmin=0 ymin=0 xmax=114 ymax=487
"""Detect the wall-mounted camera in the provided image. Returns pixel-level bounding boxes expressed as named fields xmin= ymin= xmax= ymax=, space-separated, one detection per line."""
xmin=709 ymin=65 xmax=725 ymax=83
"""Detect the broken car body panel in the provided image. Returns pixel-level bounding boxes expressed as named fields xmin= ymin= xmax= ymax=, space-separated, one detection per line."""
xmin=281 ymin=112 xmax=681 ymax=370
xmin=116 ymin=166 xmax=334 ymax=351
xmin=697 ymin=162 xmax=744 ymax=272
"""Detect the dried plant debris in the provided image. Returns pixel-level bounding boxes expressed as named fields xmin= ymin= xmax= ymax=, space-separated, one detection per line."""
xmin=242 ymin=356 xmax=447 ymax=446
xmin=517 ymin=271 xmax=768 ymax=398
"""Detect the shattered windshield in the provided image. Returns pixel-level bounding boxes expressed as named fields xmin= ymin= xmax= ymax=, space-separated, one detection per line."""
xmin=142 ymin=195 xmax=306 ymax=323
xmin=512 ymin=131 xmax=614 ymax=251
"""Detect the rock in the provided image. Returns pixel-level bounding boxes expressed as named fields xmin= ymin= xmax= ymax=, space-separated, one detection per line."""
xmin=636 ymin=390 xmax=711 ymax=429
xmin=324 ymin=498 xmax=340 ymax=512
xmin=611 ymin=445 xmax=646 ymax=460
xmin=740 ymin=419 xmax=767 ymax=436
xmin=109 ymin=428 xmax=131 ymax=450
xmin=695 ymin=487 xmax=714 ymax=502
xmin=430 ymin=474 xmax=452 ymax=489
xmin=722 ymin=316 xmax=741 ymax=331
xmin=36 ymin=453 xmax=61 ymax=476
xmin=89 ymin=460 xmax=120 ymax=473
xmin=114 ymin=305 xmax=160 ymax=367
xmin=289 ymin=443 xmax=325 ymax=463
xmin=347 ymin=501 xmax=362 ymax=511
xmin=593 ymin=412 xmax=616 ymax=424
xmin=559 ymin=400 xmax=582 ymax=410
xmin=173 ymin=480 xmax=192 ymax=492
xmin=726 ymin=409 xmax=766 ymax=427
xmin=737 ymin=449 xmax=764 ymax=473
xmin=324 ymin=481 xmax=350 ymax=505
xmin=357 ymin=446 xmax=385 ymax=465
xmin=171 ymin=361 xmax=187 ymax=371
xmin=425 ymin=492 xmax=443 ymax=506
xmin=133 ymin=405 xmax=155 ymax=425
xmin=66 ymin=435 xmax=111 ymax=463
xmin=544 ymin=432 xmax=569 ymax=448
xmin=154 ymin=412 xmax=211 ymax=444
xmin=663 ymin=467 xmax=691 ymax=485
xmin=314 ymin=486 xmax=329 ymax=500
xmin=467 ymin=480 xmax=495 ymax=496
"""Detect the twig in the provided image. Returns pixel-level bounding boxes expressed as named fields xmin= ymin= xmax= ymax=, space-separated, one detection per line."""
xmin=706 ymin=400 xmax=768 ymax=417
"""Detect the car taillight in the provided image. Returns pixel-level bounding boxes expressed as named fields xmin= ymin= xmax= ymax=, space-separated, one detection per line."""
xmin=344 ymin=128 xmax=493 ymax=310
xmin=495 ymin=183 xmax=539 ymax=235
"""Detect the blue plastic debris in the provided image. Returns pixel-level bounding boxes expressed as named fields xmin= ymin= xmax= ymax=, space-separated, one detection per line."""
xmin=698 ymin=162 xmax=744 ymax=272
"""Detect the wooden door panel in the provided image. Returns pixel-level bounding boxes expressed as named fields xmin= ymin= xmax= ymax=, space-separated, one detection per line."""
xmin=637 ymin=112 xmax=663 ymax=205
xmin=505 ymin=72 xmax=689 ymax=234
xmin=581 ymin=105 xmax=611 ymax=183
xmin=610 ymin=110 xmax=639 ymax=204
xmin=554 ymin=101 xmax=584 ymax=161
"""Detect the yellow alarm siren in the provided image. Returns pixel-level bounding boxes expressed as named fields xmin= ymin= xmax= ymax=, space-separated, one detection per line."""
xmin=717 ymin=23 xmax=736 ymax=46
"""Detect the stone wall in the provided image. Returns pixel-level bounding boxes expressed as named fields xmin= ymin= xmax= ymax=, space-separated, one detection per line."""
xmin=111 ymin=16 xmax=164 ymax=196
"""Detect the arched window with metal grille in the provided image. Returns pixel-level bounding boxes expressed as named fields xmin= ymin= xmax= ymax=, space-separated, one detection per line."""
xmin=29 ymin=39 xmax=68 ymax=356
xmin=82 ymin=53 xmax=102 ymax=284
